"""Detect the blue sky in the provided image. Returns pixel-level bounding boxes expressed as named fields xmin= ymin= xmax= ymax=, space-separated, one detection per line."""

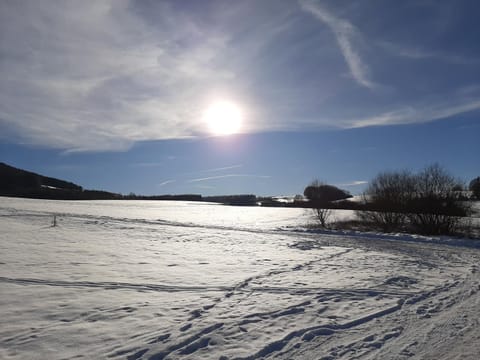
xmin=1 ymin=0 xmax=479 ymax=196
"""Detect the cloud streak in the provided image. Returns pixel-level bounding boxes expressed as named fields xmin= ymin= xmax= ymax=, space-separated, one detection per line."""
xmin=199 ymin=165 xmax=243 ymax=173
xmin=187 ymin=174 xmax=270 ymax=183
xmin=299 ymin=0 xmax=375 ymax=89
xmin=338 ymin=181 xmax=368 ymax=187
xmin=158 ymin=180 xmax=175 ymax=187
xmin=131 ymin=162 xmax=164 ymax=168
xmin=379 ymin=41 xmax=480 ymax=65
xmin=342 ymin=98 xmax=480 ymax=128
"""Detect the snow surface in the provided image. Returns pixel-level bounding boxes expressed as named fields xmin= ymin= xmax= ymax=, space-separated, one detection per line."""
xmin=1 ymin=197 xmax=479 ymax=359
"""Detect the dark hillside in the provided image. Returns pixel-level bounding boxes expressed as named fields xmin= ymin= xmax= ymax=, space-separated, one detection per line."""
xmin=0 ymin=162 xmax=82 ymax=192
xmin=0 ymin=162 xmax=119 ymax=200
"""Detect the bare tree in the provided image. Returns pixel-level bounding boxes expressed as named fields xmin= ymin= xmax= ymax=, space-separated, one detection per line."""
xmin=469 ymin=176 xmax=480 ymax=199
xmin=304 ymin=180 xmax=350 ymax=228
xmin=407 ymin=164 xmax=468 ymax=235
xmin=357 ymin=170 xmax=414 ymax=232
xmin=313 ymin=207 xmax=331 ymax=228
xmin=358 ymin=164 xmax=470 ymax=235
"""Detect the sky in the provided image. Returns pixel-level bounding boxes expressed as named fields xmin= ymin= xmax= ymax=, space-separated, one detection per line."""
xmin=1 ymin=0 xmax=479 ymax=196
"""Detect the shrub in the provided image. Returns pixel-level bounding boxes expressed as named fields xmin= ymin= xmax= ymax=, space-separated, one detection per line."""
xmin=358 ymin=164 xmax=470 ymax=235
xmin=357 ymin=170 xmax=414 ymax=232
xmin=407 ymin=164 xmax=468 ymax=234
xmin=469 ymin=177 xmax=480 ymax=199
xmin=313 ymin=207 xmax=332 ymax=228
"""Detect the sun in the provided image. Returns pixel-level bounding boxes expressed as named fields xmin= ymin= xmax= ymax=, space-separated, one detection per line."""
xmin=203 ymin=100 xmax=242 ymax=136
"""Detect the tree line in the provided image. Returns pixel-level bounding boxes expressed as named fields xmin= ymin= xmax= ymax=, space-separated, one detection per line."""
xmin=304 ymin=164 xmax=479 ymax=236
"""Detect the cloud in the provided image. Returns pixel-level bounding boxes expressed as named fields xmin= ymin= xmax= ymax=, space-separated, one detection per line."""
xmin=0 ymin=1 xmax=232 ymax=151
xmin=187 ymin=174 xmax=270 ymax=183
xmin=199 ymin=165 xmax=243 ymax=173
xmin=379 ymin=41 xmax=480 ymax=65
xmin=1 ymin=1 xmax=479 ymax=152
xmin=158 ymin=180 xmax=175 ymax=187
xmin=342 ymin=98 xmax=480 ymax=128
xmin=181 ymin=165 xmax=244 ymax=178
xmin=131 ymin=162 xmax=164 ymax=168
xmin=299 ymin=0 xmax=375 ymax=89
xmin=338 ymin=181 xmax=368 ymax=187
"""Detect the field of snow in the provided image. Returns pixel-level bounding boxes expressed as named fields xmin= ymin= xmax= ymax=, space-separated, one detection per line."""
xmin=1 ymin=197 xmax=480 ymax=359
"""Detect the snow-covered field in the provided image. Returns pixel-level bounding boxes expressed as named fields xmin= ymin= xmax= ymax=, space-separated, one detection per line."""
xmin=1 ymin=197 xmax=479 ymax=359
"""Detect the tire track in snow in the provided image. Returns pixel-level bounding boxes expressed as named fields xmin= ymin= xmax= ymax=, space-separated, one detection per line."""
xmin=0 ymin=277 xmax=232 ymax=293
xmin=1 ymin=276 xmax=408 ymax=297
xmin=0 ymin=210 xmax=297 ymax=237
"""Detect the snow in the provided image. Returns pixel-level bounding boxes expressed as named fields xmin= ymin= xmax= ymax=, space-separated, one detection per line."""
xmin=1 ymin=197 xmax=479 ymax=359
xmin=40 ymin=185 xmax=59 ymax=190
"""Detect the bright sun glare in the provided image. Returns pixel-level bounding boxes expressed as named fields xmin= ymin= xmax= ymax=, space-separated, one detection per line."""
xmin=204 ymin=100 xmax=242 ymax=136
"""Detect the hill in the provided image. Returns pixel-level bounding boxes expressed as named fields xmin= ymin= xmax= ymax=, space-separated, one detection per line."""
xmin=0 ymin=162 xmax=119 ymax=200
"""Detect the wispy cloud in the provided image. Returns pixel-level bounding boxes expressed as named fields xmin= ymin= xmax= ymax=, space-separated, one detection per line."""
xmin=342 ymin=98 xmax=480 ymax=128
xmin=158 ymin=180 xmax=175 ymax=187
xmin=199 ymin=165 xmax=243 ymax=173
xmin=299 ymin=0 xmax=375 ymax=89
xmin=131 ymin=162 xmax=164 ymax=168
xmin=0 ymin=1 xmax=231 ymax=151
xmin=338 ymin=180 xmax=368 ymax=187
xmin=379 ymin=41 xmax=480 ymax=65
xmin=181 ymin=165 xmax=244 ymax=178
xmin=1 ymin=1 xmax=479 ymax=152
xmin=187 ymin=174 xmax=270 ymax=183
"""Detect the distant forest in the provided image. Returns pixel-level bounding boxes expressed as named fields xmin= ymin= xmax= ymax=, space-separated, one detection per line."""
xmin=0 ymin=162 xmax=120 ymax=200
xmin=0 ymin=162 xmax=294 ymax=206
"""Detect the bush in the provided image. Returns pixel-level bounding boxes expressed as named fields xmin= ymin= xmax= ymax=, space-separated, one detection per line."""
xmin=358 ymin=164 xmax=470 ymax=235
xmin=313 ymin=207 xmax=332 ymax=228
xmin=407 ymin=164 xmax=468 ymax=234
xmin=470 ymin=177 xmax=480 ymax=199
xmin=358 ymin=170 xmax=413 ymax=232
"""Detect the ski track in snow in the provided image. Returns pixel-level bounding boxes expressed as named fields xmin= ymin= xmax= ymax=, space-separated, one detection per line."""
xmin=1 ymin=197 xmax=479 ymax=360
